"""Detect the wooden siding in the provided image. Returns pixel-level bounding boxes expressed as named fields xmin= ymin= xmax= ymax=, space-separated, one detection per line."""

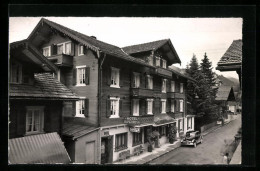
xmin=9 ymin=100 xmax=63 ymax=139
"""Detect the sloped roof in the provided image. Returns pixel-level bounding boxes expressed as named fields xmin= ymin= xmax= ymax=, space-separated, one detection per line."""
xmin=63 ymin=121 xmax=98 ymax=140
xmin=9 ymin=132 xmax=70 ymax=164
xmin=217 ymin=40 xmax=242 ymax=66
xmin=169 ymin=66 xmax=196 ymax=82
xmin=215 ymin=85 xmax=234 ymax=101
xmin=10 ymin=40 xmax=58 ymax=72
xmin=9 ymin=73 xmax=78 ymax=100
xmin=122 ymin=39 xmax=181 ymax=64
xmin=28 ymin=18 xmax=154 ymax=68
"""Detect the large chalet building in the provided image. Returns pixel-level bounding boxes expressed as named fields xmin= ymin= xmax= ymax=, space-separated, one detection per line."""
xmin=9 ymin=18 xmax=195 ymax=164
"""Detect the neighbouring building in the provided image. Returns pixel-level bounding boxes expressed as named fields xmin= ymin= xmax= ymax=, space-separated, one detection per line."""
xmin=215 ymin=85 xmax=236 ymax=121
xmin=9 ymin=40 xmax=78 ymax=164
xmin=14 ymin=18 xmax=196 ymax=164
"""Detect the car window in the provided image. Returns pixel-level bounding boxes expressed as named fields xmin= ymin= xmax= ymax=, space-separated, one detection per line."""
xmin=190 ymin=132 xmax=196 ymax=137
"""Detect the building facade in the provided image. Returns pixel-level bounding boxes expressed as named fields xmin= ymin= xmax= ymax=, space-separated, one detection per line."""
xmin=14 ymin=18 xmax=196 ymax=164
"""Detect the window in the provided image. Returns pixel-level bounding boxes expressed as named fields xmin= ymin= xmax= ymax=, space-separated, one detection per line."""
xmin=26 ymin=106 xmax=44 ymax=134
xmin=76 ymin=66 xmax=85 ymax=85
xmin=171 ymin=100 xmax=175 ymax=112
xmin=132 ymin=99 xmax=139 ymax=116
xmin=162 ymin=59 xmax=167 ymax=68
xmin=133 ymin=72 xmax=140 ymax=88
xmin=115 ymin=133 xmax=128 ymax=151
xmin=178 ymin=119 xmax=183 ymax=132
xmin=171 ymin=81 xmax=175 ymax=92
xmin=110 ymin=97 xmax=120 ymax=118
xmin=78 ymin=45 xmax=84 ymax=56
xmin=155 ymin=56 xmax=161 ymax=67
xmin=57 ymin=41 xmax=72 ymax=55
xmin=162 ymin=79 xmax=167 ymax=93
xmin=10 ymin=61 xmax=22 ymax=83
xmin=133 ymin=131 xmax=142 ymax=146
xmin=180 ymin=83 xmax=184 ymax=93
xmin=42 ymin=46 xmax=51 ymax=57
xmin=146 ymin=99 xmax=154 ymax=115
xmin=180 ymin=100 xmax=183 ymax=112
xmin=146 ymin=75 xmax=153 ymax=89
xmin=160 ymin=126 xmax=166 ymax=136
xmin=76 ymin=99 xmax=85 ymax=117
xmin=111 ymin=67 xmax=120 ymax=88
xmin=161 ymin=99 xmax=166 ymax=113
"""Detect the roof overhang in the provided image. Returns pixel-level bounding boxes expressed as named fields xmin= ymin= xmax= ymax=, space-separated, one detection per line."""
xmin=216 ymin=64 xmax=241 ymax=71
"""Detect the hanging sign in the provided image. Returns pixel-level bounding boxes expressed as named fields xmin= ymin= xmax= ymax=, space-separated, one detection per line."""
xmin=129 ymin=127 xmax=140 ymax=133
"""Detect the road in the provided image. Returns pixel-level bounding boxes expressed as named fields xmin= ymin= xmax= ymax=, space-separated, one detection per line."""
xmin=149 ymin=115 xmax=241 ymax=164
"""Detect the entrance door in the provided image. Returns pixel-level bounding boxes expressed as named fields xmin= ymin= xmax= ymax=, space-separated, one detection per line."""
xmin=85 ymin=141 xmax=95 ymax=164
xmin=101 ymin=136 xmax=113 ymax=164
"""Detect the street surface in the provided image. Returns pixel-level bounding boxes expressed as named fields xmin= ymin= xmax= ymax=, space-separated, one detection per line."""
xmin=149 ymin=115 xmax=241 ymax=164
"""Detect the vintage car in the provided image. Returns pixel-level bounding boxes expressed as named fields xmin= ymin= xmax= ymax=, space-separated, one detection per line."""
xmin=181 ymin=131 xmax=203 ymax=147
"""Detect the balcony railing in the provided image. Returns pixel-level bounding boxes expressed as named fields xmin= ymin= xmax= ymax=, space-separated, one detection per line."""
xmin=167 ymin=112 xmax=184 ymax=119
xmin=155 ymin=67 xmax=172 ymax=78
xmin=167 ymin=92 xmax=185 ymax=99
xmin=47 ymin=54 xmax=73 ymax=67
xmin=130 ymin=88 xmax=154 ymax=98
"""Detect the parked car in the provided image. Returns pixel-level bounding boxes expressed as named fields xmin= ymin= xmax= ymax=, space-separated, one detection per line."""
xmin=181 ymin=131 xmax=203 ymax=147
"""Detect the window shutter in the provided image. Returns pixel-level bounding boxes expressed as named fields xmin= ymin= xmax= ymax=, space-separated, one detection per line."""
xmin=73 ymin=68 xmax=77 ymax=85
xmin=106 ymin=99 xmax=111 ymax=118
xmin=130 ymin=99 xmax=133 ymax=116
xmin=72 ymin=102 xmax=76 ymax=116
xmin=119 ymin=99 xmax=123 ymax=117
xmin=153 ymin=100 xmax=156 ymax=115
xmin=83 ymin=46 xmax=87 ymax=54
xmin=84 ymin=99 xmax=89 ymax=117
xmin=145 ymin=76 xmax=148 ymax=89
xmin=160 ymin=58 xmax=163 ymax=67
xmin=16 ymin=107 xmax=26 ymax=136
xmin=85 ymin=67 xmax=90 ymax=85
xmin=140 ymin=75 xmax=143 ymax=88
xmin=71 ymin=42 xmax=75 ymax=56
xmin=107 ymin=68 xmax=111 ymax=86
xmin=131 ymin=73 xmax=134 ymax=88
xmin=159 ymin=100 xmax=162 ymax=113
xmin=167 ymin=99 xmax=171 ymax=113
xmin=177 ymin=100 xmax=180 ymax=112
xmin=119 ymin=70 xmax=123 ymax=87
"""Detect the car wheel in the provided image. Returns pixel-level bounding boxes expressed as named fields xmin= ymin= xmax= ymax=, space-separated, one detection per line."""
xmin=194 ymin=142 xmax=197 ymax=148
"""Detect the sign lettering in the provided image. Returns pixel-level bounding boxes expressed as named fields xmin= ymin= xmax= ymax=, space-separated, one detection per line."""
xmin=129 ymin=127 xmax=140 ymax=133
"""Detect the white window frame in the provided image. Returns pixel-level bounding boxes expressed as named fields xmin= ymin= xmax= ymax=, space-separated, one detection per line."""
xmin=180 ymin=83 xmax=184 ymax=93
xmin=162 ymin=79 xmax=167 ymax=93
xmin=155 ymin=56 xmax=161 ymax=67
xmin=110 ymin=67 xmax=120 ymax=88
xmin=171 ymin=100 xmax=175 ymax=112
xmin=78 ymin=44 xmax=84 ymax=56
xmin=147 ymin=75 xmax=153 ymax=89
xmin=179 ymin=119 xmax=183 ymax=132
xmin=42 ymin=46 xmax=51 ymax=57
xmin=25 ymin=106 xmax=44 ymax=135
xmin=162 ymin=59 xmax=167 ymax=68
xmin=146 ymin=99 xmax=154 ymax=115
xmin=110 ymin=97 xmax=120 ymax=118
xmin=57 ymin=41 xmax=72 ymax=55
xmin=132 ymin=99 xmax=140 ymax=116
xmin=133 ymin=72 xmax=140 ymax=88
xmin=161 ymin=99 xmax=166 ymax=114
xmin=76 ymin=97 xmax=85 ymax=117
xmin=171 ymin=81 xmax=175 ymax=92
xmin=180 ymin=100 xmax=184 ymax=112
xmin=76 ymin=65 xmax=86 ymax=86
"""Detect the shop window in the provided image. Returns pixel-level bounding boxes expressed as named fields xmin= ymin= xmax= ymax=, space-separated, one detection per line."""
xmin=26 ymin=106 xmax=44 ymax=135
xmin=115 ymin=133 xmax=128 ymax=151
xmin=132 ymin=131 xmax=142 ymax=146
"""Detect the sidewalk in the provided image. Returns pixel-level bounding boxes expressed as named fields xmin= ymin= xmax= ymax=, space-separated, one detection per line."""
xmin=229 ymin=141 xmax=241 ymax=164
xmin=114 ymin=140 xmax=181 ymax=164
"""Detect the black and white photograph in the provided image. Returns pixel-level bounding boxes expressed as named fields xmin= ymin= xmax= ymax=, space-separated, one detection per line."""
xmin=8 ymin=13 xmax=247 ymax=165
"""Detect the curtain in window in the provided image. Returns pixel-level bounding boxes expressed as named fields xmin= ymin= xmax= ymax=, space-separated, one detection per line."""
xmin=65 ymin=43 xmax=71 ymax=54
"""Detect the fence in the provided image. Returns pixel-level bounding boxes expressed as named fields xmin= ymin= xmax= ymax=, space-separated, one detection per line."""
xmin=200 ymin=122 xmax=217 ymax=133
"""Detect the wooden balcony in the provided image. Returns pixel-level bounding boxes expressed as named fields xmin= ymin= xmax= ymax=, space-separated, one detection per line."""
xmin=47 ymin=54 xmax=73 ymax=67
xmin=168 ymin=112 xmax=184 ymax=119
xmin=155 ymin=67 xmax=172 ymax=78
xmin=130 ymin=88 xmax=154 ymax=98
xmin=167 ymin=92 xmax=185 ymax=99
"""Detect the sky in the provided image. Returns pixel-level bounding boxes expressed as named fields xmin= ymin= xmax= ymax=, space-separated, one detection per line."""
xmin=9 ymin=17 xmax=242 ymax=79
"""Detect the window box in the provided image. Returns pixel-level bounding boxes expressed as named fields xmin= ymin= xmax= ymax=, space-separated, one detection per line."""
xmin=47 ymin=54 xmax=73 ymax=67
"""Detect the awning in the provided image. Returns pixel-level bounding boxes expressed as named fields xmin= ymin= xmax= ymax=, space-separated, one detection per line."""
xmin=9 ymin=132 xmax=71 ymax=164
xmin=153 ymin=114 xmax=176 ymax=126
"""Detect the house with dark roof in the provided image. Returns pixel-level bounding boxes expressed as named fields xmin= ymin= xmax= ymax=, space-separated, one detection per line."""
xmin=9 ymin=40 xmax=78 ymax=164
xmin=16 ymin=18 xmax=196 ymax=164
xmin=216 ymin=40 xmax=242 ymax=87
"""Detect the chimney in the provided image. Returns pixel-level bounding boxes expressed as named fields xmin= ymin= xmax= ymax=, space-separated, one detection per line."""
xmin=90 ymin=36 xmax=97 ymax=39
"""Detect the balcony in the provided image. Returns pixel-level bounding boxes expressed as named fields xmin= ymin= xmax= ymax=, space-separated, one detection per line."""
xmin=167 ymin=92 xmax=185 ymax=99
xmin=130 ymin=88 xmax=154 ymax=98
xmin=47 ymin=54 xmax=73 ymax=67
xmin=155 ymin=67 xmax=172 ymax=78
xmin=168 ymin=112 xmax=184 ymax=119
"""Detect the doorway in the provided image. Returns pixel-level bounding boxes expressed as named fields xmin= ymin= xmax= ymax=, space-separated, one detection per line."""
xmin=101 ymin=136 xmax=113 ymax=164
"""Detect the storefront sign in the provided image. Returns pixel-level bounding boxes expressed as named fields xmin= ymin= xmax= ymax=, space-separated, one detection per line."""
xmin=124 ymin=116 xmax=154 ymax=125
xmin=124 ymin=117 xmax=141 ymax=124
xmin=129 ymin=127 xmax=140 ymax=133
